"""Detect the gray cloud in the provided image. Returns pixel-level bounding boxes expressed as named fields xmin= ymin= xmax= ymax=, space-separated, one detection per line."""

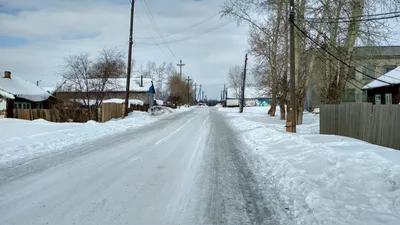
xmin=0 ymin=0 xmax=249 ymax=98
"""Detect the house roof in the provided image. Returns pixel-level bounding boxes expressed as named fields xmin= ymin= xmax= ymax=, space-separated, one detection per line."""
xmin=57 ymin=77 xmax=155 ymax=93
xmin=227 ymin=86 xmax=270 ymax=99
xmin=363 ymin=67 xmax=400 ymax=89
xmin=0 ymin=76 xmax=51 ymax=102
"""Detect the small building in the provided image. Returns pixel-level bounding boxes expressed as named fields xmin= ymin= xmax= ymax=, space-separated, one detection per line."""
xmin=362 ymin=66 xmax=400 ymax=104
xmin=0 ymin=71 xmax=54 ymax=117
xmin=226 ymin=86 xmax=271 ymax=107
xmin=53 ymin=77 xmax=156 ymax=110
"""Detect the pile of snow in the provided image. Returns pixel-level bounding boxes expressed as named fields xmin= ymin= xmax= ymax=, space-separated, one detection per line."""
xmin=102 ymin=98 xmax=144 ymax=106
xmin=0 ymin=107 xmax=190 ymax=165
xmin=0 ymin=76 xmax=50 ymax=101
xmin=155 ymin=99 xmax=164 ymax=106
xmin=219 ymin=107 xmax=400 ymax=225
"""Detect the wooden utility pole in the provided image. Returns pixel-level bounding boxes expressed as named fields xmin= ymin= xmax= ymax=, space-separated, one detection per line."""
xmin=239 ymin=54 xmax=248 ymax=113
xmin=177 ymin=60 xmax=185 ymax=79
xmin=202 ymin=91 xmax=204 ymax=101
xmin=185 ymin=76 xmax=192 ymax=105
xmin=288 ymin=0 xmax=297 ymax=132
xmin=124 ymin=0 xmax=135 ymax=116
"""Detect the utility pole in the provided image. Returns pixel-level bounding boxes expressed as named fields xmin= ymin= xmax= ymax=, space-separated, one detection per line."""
xmin=36 ymin=80 xmax=41 ymax=86
xmin=177 ymin=60 xmax=185 ymax=79
xmin=202 ymin=91 xmax=204 ymax=101
xmin=239 ymin=54 xmax=248 ymax=113
xmin=124 ymin=0 xmax=135 ymax=117
xmin=194 ymin=83 xmax=197 ymax=103
xmin=288 ymin=0 xmax=297 ymax=132
xmin=185 ymin=76 xmax=192 ymax=105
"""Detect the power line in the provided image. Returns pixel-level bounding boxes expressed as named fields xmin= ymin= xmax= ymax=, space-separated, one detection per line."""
xmin=135 ymin=12 xmax=221 ymax=39
xmin=303 ymin=20 xmax=400 ymax=82
xmin=139 ymin=0 xmax=178 ymax=60
xmin=301 ymin=11 xmax=400 ymax=22
xmin=136 ymin=21 xmax=233 ymax=46
xmin=302 ymin=13 xmax=400 ymax=24
xmin=293 ymin=22 xmax=392 ymax=85
xmin=136 ymin=13 xmax=174 ymax=61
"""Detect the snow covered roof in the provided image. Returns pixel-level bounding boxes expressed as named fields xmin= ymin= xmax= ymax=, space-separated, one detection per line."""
xmin=0 ymin=76 xmax=51 ymax=102
xmin=58 ymin=77 xmax=155 ymax=93
xmin=362 ymin=67 xmax=400 ymax=89
xmin=102 ymin=98 xmax=144 ymax=106
xmin=227 ymin=86 xmax=270 ymax=99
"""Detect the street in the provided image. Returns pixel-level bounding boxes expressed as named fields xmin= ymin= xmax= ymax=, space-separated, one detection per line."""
xmin=0 ymin=108 xmax=277 ymax=225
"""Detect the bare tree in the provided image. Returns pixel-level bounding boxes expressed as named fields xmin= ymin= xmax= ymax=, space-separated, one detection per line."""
xmin=167 ymin=73 xmax=195 ymax=106
xmin=59 ymin=48 xmax=126 ymax=117
xmin=228 ymin=65 xmax=243 ymax=98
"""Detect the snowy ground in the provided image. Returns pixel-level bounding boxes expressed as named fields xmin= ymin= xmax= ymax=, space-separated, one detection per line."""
xmin=0 ymin=107 xmax=191 ymax=165
xmin=219 ymin=106 xmax=400 ymax=225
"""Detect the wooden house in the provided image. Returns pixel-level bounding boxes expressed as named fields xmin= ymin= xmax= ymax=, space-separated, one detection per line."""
xmin=0 ymin=71 xmax=55 ymax=117
xmin=363 ymin=66 xmax=400 ymax=104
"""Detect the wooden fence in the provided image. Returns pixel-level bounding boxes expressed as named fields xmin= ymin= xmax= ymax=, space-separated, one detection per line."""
xmin=320 ymin=103 xmax=400 ymax=150
xmin=99 ymin=103 xmax=124 ymax=122
xmin=13 ymin=108 xmax=97 ymax=122
xmin=11 ymin=103 xmax=148 ymax=123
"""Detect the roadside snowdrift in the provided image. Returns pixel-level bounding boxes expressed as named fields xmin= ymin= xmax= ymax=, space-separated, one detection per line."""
xmin=0 ymin=108 xmax=191 ymax=165
xmin=219 ymin=107 xmax=400 ymax=225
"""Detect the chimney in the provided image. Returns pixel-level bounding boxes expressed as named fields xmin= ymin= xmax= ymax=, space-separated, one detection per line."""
xmin=4 ymin=71 xmax=11 ymax=79
xmin=140 ymin=75 xmax=143 ymax=87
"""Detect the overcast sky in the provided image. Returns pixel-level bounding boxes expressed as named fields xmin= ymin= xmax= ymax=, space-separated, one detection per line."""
xmin=0 ymin=0 xmax=250 ymax=99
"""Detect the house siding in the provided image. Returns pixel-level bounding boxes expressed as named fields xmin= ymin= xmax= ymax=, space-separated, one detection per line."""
xmin=367 ymin=85 xmax=400 ymax=104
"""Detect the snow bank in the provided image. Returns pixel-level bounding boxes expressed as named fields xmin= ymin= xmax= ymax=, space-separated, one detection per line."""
xmin=0 ymin=108 xmax=189 ymax=165
xmin=102 ymin=98 xmax=144 ymax=106
xmin=220 ymin=106 xmax=400 ymax=225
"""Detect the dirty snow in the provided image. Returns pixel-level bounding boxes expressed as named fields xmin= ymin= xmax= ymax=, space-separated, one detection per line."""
xmin=219 ymin=106 xmax=400 ymax=225
xmin=0 ymin=108 xmax=191 ymax=165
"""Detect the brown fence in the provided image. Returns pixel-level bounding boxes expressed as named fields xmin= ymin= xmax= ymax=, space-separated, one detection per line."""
xmin=99 ymin=103 xmax=124 ymax=122
xmin=320 ymin=103 xmax=400 ymax=150
xmin=13 ymin=108 xmax=97 ymax=122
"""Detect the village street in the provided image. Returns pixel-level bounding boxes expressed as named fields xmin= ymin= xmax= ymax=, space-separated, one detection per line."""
xmin=0 ymin=108 xmax=277 ymax=225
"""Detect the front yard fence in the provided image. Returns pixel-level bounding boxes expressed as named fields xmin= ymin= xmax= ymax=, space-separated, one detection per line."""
xmin=320 ymin=103 xmax=400 ymax=150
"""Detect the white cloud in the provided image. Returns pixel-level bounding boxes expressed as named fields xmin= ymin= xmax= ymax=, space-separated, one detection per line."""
xmin=0 ymin=0 xmax=249 ymax=98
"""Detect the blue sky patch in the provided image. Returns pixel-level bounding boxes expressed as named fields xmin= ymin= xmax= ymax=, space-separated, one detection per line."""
xmin=0 ymin=4 xmax=22 ymax=15
xmin=0 ymin=36 xmax=27 ymax=47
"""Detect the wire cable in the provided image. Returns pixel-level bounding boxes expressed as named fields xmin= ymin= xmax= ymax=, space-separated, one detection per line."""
xmin=303 ymin=19 xmax=400 ymax=82
xmin=139 ymin=0 xmax=179 ymax=60
xmin=135 ymin=12 xmax=221 ymax=39
xmin=136 ymin=13 xmax=174 ymax=62
xmin=293 ymin=22 xmax=392 ymax=85
xmin=136 ymin=21 xmax=233 ymax=46
xmin=301 ymin=11 xmax=400 ymax=22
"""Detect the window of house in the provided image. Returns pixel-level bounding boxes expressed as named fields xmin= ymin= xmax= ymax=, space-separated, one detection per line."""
xmin=363 ymin=66 xmax=376 ymax=79
xmin=375 ymin=94 xmax=381 ymax=104
xmin=384 ymin=65 xmax=397 ymax=73
xmin=342 ymin=88 xmax=356 ymax=102
xmin=385 ymin=93 xmax=392 ymax=104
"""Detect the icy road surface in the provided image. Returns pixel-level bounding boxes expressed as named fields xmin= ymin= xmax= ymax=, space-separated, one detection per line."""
xmin=0 ymin=108 xmax=280 ymax=225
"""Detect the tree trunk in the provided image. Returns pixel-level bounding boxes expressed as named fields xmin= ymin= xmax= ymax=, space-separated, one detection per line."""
xmin=269 ymin=93 xmax=277 ymax=116
xmin=280 ymin=103 xmax=286 ymax=120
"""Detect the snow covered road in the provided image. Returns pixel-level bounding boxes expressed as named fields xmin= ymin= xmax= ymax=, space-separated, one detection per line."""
xmin=0 ymin=108 xmax=279 ymax=225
